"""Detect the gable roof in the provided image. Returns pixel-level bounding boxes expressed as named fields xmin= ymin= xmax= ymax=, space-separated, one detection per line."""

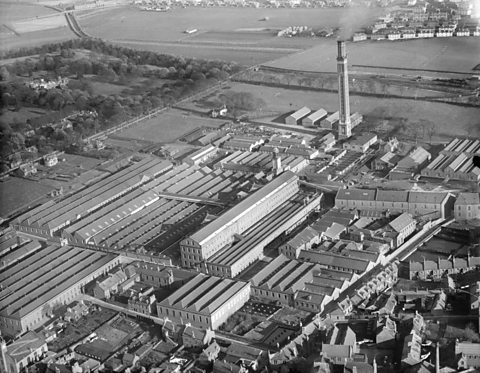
xmin=389 ymin=213 xmax=415 ymax=233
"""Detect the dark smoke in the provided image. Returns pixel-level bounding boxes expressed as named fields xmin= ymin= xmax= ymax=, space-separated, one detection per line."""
xmin=338 ymin=6 xmax=376 ymax=40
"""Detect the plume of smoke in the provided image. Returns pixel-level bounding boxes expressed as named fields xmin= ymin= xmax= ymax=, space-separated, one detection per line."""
xmin=338 ymin=6 xmax=375 ymax=40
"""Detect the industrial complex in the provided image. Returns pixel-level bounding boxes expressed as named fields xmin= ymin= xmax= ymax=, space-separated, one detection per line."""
xmin=1 ymin=35 xmax=480 ymax=373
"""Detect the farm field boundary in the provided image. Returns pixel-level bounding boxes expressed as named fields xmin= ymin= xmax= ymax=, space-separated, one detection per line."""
xmin=230 ymin=78 xmax=475 ymax=107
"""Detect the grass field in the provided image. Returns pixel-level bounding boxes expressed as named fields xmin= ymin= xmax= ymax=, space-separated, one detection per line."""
xmin=1 ymin=26 xmax=75 ymax=52
xmin=265 ymin=38 xmax=480 ymax=75
xmin=78 ymin=6 xmax=382 ymax=64
xmin=11 ymin=14 xmax=67 ymax=33
xmin=0 ymin=2 xmax=57 ymax=24
xmin=0 ymin=177 xmax=53 ymax=218
xmin=80 ymin=6 xmax=382 ymax=43
xmin=117 ymin=108 xmax=225 ymax=143
xmin=191 ymin=82 xmax=480 ymax=140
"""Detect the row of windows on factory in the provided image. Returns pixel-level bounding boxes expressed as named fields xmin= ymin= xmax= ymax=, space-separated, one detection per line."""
xmin=458 ymin=205 xmax=480 ymax=210
xmin=255 ymin=289 xmax=290 ymax=302
xmin=160 ymin=308 xmax=207 ymax=324
xmin=209 ymin=265 xmax=230 ymax=275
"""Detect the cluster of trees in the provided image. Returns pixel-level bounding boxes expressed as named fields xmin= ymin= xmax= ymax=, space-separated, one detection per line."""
xmin=215 ymin=91 xmax=266 ymax=117
xmin=1 ymin=38 xmax=240 ymax=157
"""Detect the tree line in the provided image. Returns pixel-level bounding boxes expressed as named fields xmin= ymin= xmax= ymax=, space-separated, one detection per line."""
xmin=0 ymin=38 xmax=240 ymax=159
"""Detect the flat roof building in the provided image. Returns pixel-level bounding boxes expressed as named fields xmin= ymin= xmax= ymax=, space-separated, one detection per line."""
xmin=156 ymin=274 xmax=250 ymax=330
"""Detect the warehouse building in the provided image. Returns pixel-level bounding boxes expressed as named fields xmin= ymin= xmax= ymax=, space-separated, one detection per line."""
xmin=285 ymin=107 xmax=311 ymax=126
xmin=335 ymin=188 xmax=454 ymax=219
xmin=320 ymin=112 xmax=339 ymax=130
xmin=156 ymin=274 xmax=250 ymax=330
xmin=0 ymin=245 xmax=120 ymax=337
xmin=180 ymin=171 xmax=299 ymax=268
xmin=303 ymin=109 xmax=328 ymax=127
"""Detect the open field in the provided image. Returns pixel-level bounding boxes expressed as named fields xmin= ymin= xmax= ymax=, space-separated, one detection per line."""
xmin=117 ymin=108 xmax=226 ymax=143
xmin=80 ymin=6 xmax=382 ymax=43
xmin=265 ymin=38 xmax=480 ymax=75
xmin=0 ymin=2 xmax=57 ymax=24
xmin=0 ymin=177 xmax=53 ymax=218
xmin=0 ymin=26 xmax=75 ymax=52
xmin=108 ymin=40 xmax=292 ymax=65
xmin=11 ymin=14 xmax=67 ymax=33
xmin=78 ymin=6 xmax=382 ymax=64
xmin=185 ymin=82 xmax=480 ymax=140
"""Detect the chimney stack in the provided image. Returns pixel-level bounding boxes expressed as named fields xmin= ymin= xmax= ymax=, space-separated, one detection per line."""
xmin=337 ymin=40 xmax=352 ymax=139
xmin=435 ymin=342 xmax=440 ymax=373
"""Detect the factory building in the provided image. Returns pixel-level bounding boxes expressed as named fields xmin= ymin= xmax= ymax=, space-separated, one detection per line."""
xmin=156 ymin=274 xmax=250 ymax=330
xmin=250 ymin=255 xmax=320 ymax=306
xmin=298 ymin=249 xmax=375 ymax=275
xmin=320 ymin=112 xmax=339 ymax=130
xmin=303 ymin=109 xmax=328 ymax=127
xmin=389 ymin=146 xmax=431 ymax=180
xmin=250 ymin=254 xmax=358 ymax=314
xmin=0 ymin=245 xmax=121 ymax=337
xmin=41 ymin=162 xmax=251 ymax=251
xmin=285 ymin=107 xmax=311 ymax=126
xmin=184 ymin=145 xmax=218 ymax=166
xmin=421 ymin=138 xmax=480 ymax=181
xmin=13 ymin=157 xmax=173 ymax=237
xmin=205 ymin=193 xmax=321 ymax=278
xmin=343 ymin=133 xmax=377 ymax=153
xmin=217 ymin=150 xmax=308 ymax=175
xmin=180 ymin=171 xmax=299 ymax=268
xmin=335 ymin=188 xmax=454 ymax=219
xmin=454 ymin=193 xmax=480 ymax=220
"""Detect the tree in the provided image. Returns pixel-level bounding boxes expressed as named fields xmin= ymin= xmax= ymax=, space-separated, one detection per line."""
xmin=0 ymin=66 xmax=10 ymax=81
